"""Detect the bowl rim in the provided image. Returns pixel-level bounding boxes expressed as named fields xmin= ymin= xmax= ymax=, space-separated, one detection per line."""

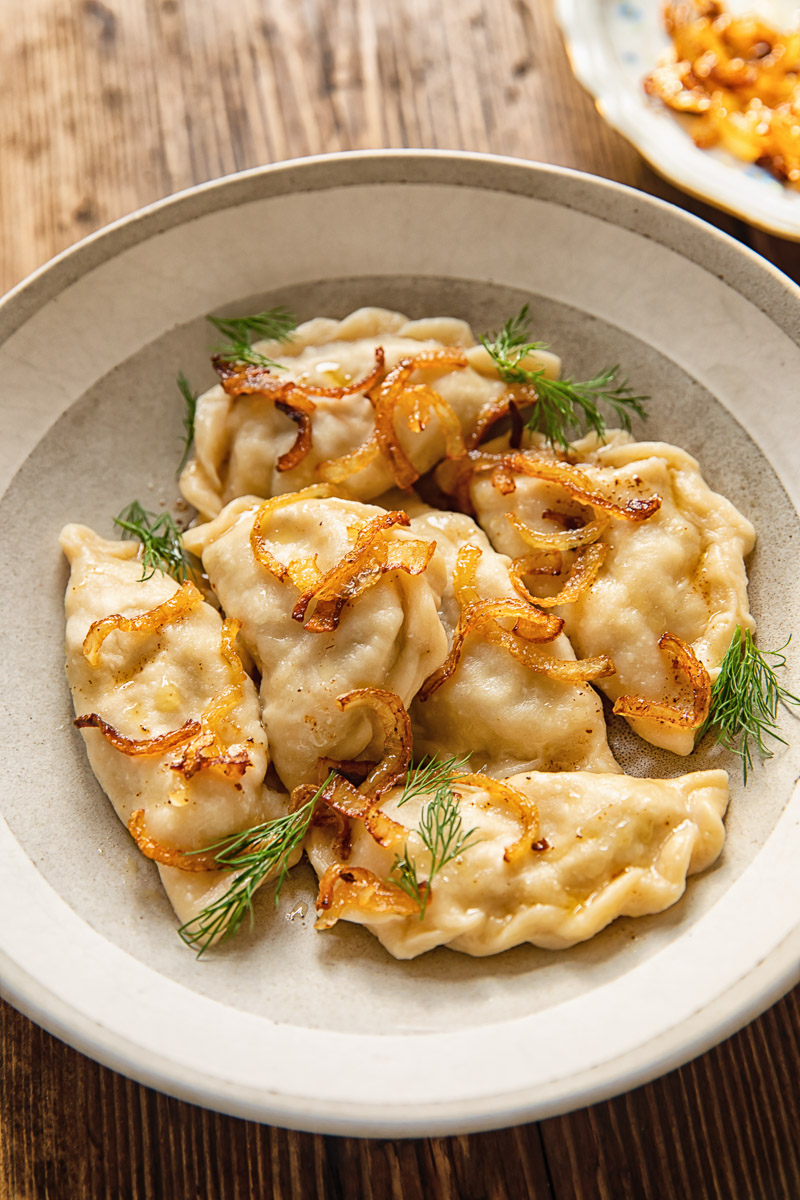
xmin=2 ymin=149 xmax=799 ymax=1135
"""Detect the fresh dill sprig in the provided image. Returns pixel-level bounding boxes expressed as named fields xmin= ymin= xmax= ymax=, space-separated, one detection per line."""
xmin=176 ymin=372 xmax=198 ymax=474
xmin=179 ymin=774 xmax=334 ymax=956
xmin=207 ymin=306 xmax=297 ymax=369
xmin=114 ymin=501 xmax=194 ymax=583
xmin=392 ymin=767 xmax=478 ymax=919
xmin=701 ymin=626 xmax=800 ymax=783
xmin=481 ymin=304 xmax=648 ymax=452
xmin=397 ymin=753 xmax=471 ymax=808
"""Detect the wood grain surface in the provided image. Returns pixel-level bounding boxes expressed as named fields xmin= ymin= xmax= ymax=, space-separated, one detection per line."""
xmin=1 ymin=1 xmax=799 ymax=1197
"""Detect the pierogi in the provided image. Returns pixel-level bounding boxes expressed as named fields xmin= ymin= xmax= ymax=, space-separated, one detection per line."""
xmin=179 ymin=306 xmax=561 ymax=519
xmin=182 ymin=492 xmax=449 ymax=791
xmin=62 ymin=305 xmax=761 ymax=962
xmin=306 ymin=768 xmax=729 ymax=958
xmin=406 ymin=506 xmax=621 ymax=776
xmin=61 ymin=523 xmax=290 ymax=927
xmin=464 ymin=432 xmax=756 ymax=754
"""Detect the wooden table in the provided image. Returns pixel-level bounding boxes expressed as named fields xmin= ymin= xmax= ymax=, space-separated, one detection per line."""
xmin=1 ymin=2 xmax=798 ymax=1196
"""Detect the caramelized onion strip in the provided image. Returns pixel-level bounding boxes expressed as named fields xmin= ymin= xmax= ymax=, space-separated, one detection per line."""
xmin=74 ymin=713 xmax=200 ymax=755
xmin=82 ymin=581 xmax=204 ymax=667
xmin=293 ymin=511 xmax=435 ymax=632
xmin=506 ymin=509 xmax=609 ymax=552
xmin=299 ymin=347 xmax=386 ymax=397
xmin=479 ymin=625 xmax=615 ymax=682
xmin=275 ymin=391 xmax=316 ymax=472
xmin=457 ymin=773 xmax=540 ymax=863
xmin=613 ymin=633 xmax=711 ymax=728
xmin=372 ymin=352 xmax=468 ymax=488
xmin=127 ymin=810 xmax=220 ymax=871
xmin=452 ymin=543 xmax=483 ymax=608
xmin=466 ymin=392 xmax=515 ymax=450
xmin=314 ymin=773 xmax=406 ymax=848
xmin=169 ymin=618 xmax=252 ymax=783
xmin=418 ymin=598 xmax=566 ymax=701
xmin=314 ymin=864 xmax=420 ymax=929
xmin=250 ymin=484 xmax=335 ymax=582
xmin=510 ymin=543 xmax=608 ymax=608
xmin=502 ymin=455 xmax=662 ymax=521
xmin=336 ymin=688 xmax=412 ymax=799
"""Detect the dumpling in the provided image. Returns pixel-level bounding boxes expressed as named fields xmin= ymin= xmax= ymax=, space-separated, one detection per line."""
xmin=60 ymin=523 xmax=289 ymax=927
xmin=305 ymin=767 xmax=729 ymax=958
xmin=179 ymin=306 xmax=561 ymax=518
xmin=464 ymin=433 xmax=756 ymax=754
xmin=183 ymin=491 xmax=449 ymax=791
xmin=405 ymin=505 xmax=621 ymax=775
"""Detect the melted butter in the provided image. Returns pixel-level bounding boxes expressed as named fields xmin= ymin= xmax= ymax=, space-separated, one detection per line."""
xmin=155 ymin=678 xmax=182 ymax=713
xmin=313 ymin=360 xmax=352 ymax=385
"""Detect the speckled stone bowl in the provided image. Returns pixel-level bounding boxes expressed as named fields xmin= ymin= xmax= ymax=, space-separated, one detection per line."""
xmin=1 ymin=152 xmax=798 ymax=1135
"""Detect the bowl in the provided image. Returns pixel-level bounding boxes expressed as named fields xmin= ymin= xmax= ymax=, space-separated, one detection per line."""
xmin=1 ymin=151 xmax=799 ymax=1135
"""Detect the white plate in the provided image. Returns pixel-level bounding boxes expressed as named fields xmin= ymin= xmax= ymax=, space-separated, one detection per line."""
xmin=555 ymin=0 xmax=800 ymax=240
xmin=1 ymin=152 xmax=799 ymax=1136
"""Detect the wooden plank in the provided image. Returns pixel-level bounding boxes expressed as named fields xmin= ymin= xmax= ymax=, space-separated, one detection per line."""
xmin=1 ymin=0 xmax=799 ymax=1197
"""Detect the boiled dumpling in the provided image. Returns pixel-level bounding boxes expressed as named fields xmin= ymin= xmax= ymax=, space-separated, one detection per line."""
xmin=179 ymin=306 xmax=560 ymax=518
xmin=305 ymin=767 xmax=729 ymax=958
xmin=406 ymin=505 xmax=620 ymax=775
xmin=183 ymin=491 xmax=449 ymax=790
xmin=60 ymin=523 xmax=288 ymax=927
xmin=466 ymin=432 xmax=755 ymax=754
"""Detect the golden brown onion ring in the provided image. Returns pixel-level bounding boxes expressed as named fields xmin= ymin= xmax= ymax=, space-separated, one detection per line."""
xmin=613 ymin=633 xmax=711 ymax=728
xmin=82 ymin=581 xmax=204 ymax=668
xmin=293 ymin=511 xmax=435 ymax=632
xmin=74 ymin=713 xmax=201 ymax=756
xmin=510 ymin=543 xmax=608 ymax=608
xmin=127 ymin=810 xmax=220 ymax=871
xmin=506 ymin=510 xmax=609 ymax=552
xmin=456 ymin=773 xmax=541 ymax=864
xmin=275 ymin=391 xmax=316 ymax=472
xmin=501 ymin=455 xmax=661 ymax=522
xmin=336 ymin=689 xmax=412 ymax=798
xmin=299 ymin=347 xmax=386 ymax=397
xmin=250 ymin=485 xmax=335 ymax=582
xmin=314 ymin=864 xmax=420 ymax=929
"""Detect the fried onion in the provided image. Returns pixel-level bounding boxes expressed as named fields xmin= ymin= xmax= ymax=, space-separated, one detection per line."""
xmin=501 ymin=455 xmax=662 ymax=521
xmin=74 ymin=713 xmax=201 ymax=755
xmin=336 ymin=689 xmax=412 ymax=798
xmin=292 ymin=511 xmax=435 ymax=632
xmin=127 ymin=809 xmax=220 ymax=871
xmin=418 ymin=544 xmax=612 ymax=700
xmin=505 ymin=510 xmax=610 ymax=553
xmin=318 ymin=349 xmax=468 ymax=488
xmin=456 ymin=773 xmax=541 ymax=863
xmin=250 ymin=484 xmax=335 ymax=583
xmin=613 ymin=633 xmax=711 ymax=729
xmin=82 ymin=581 xmax=204 ymax=667
xmin=168 ymin=618 xmax=252 ymax=785
xmin=314 ymin=864 xmax=420 ymax=929
xmin=510 ymin=543 xmax=608 ymax=608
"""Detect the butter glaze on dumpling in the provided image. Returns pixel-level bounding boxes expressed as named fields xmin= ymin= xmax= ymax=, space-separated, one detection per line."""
xmin=179 ymin=306 xmax=560 ymax=518
xmin=468 ymin=432 xmax=756 ymax=754
xmin=305 ymin=768 xmax=729 ymax=958
xmin=183 ymin=493 xmax=450 ymax=791
xmin=60 ymin=523 xmax=289 ymax=926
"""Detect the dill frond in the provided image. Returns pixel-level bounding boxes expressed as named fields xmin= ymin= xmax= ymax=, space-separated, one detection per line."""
xmin=702 ymin=626 xmax=800 ymax=782
xmin=114 ymin=501 xmax=194 ymax=583
xmin=207 ymin=306 xmax=297 ymax=369
xmin=481 ymin=304 xmax=648 ymax=452
xmin=392 ymin=761 xmax=478 ymax=918
xmin=176 ymin=372 xmax=198 ymax=474
xmin=178 ymin=774 xmax=334 ymax=956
